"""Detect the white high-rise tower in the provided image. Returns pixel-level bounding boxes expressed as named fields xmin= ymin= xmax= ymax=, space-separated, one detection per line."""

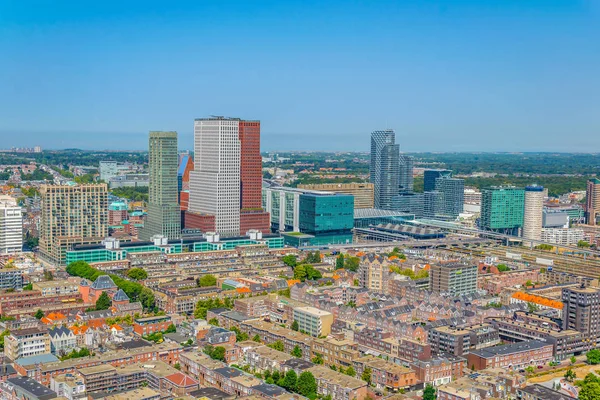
xmin=523 ymin=185 xmax=544 ymax=242
xmin=0 ymin=196 xmax=22 ymax=254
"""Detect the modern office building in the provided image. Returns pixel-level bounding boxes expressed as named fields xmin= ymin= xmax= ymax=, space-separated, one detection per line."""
xmin=0 ymin=196 xmax=22 ymax=254
xmin=188 ymin=117 xmax=269 ymax=237
xmin=541 ymin=228 xmax=585 ymax=246
xmin=178 ymin=154 xmax=194 ymax=193
xmin=434 ymin=176 xmax=465 ymax=218
xmin=99 ymin=161 xmax=118 ymax=182
xmin=262 ymin=186 xmax=354 ymax=246
xmin=586 ymin=178 xmax=600 ymax=225
xmin=370 ymin=130 xmax=400 ymax=210
xmin=480 ymin=186 xmax=525 ymax=235
xmin=398 ymin=154 xmax=414 ymax=192
xmin=39 ymin=184 xmax=108 ymax=265
xmin=562 ymin=287 xmax=600 ymax=346
xmin=522 ymin=185 xmax=544 ymax=242
xmin=542 ymin=209 xmax=569 ymax=228
xmin=422 ymin=191 xmax=443 ymax=219
xmin=292 ymin=306 xmax=333 ymax=337
xmin=424 ymin=169 xmax=452 ymax=192
xmin=429 ymin=263 xmax=478 ymax=296
xmin=397 ymin=192 xmax=425 ymax=218
xmin=139 ymin=131 xmax=181 ymax=241
xmin=297 ymin=183 xmax=374 ymax=209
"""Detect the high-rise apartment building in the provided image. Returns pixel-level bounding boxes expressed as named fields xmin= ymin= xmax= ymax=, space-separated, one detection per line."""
xmin=480 ymin=186 xmax=525 ymax=235
xmin=370 ymin=130 xmax=400 ymax=210
xmin=0 ymin=196 xmax=22 ymax=254
xmin=523 ymin=185 xmax=544 ymax=242
xmin=434 ymin=177 xmax=465 ymax=218
xmin=297 ymin=183 xmax=374 ymax=209
xmin=429 ymin=263 xmax=478 ymax=296
xmin=39 ymin=184 xmax=108 ymax=265
xmin=398 ymin=154 xmax=414 ymax=192
xmin=562 ymin=287 xmax=600 ymax=348
xmin=586 ymin=178 xmax=600 ymax=225
xmin=188 ymin=117 xmax=269 ymax=237
xmin=292 ymin=307 xmax=333 ymax=337
xmin=424 ymin=169 xmax=452 ymax=192
xmin=139 ymin=131 xmax=181 ymax=241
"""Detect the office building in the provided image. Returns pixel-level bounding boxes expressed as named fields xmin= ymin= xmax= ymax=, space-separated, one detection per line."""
xmin=188 ymin=117 xmax=269 ymax=237
xmin=292 ymin=307 xmax=333 ymax=337
xmin=177 ymin=154 xmax=194 ymax=193
xmin=480 ymin=186 xmax=525 ymax=234
xmin=434 ymin=176 xmax=465 ymax=218
xmin=398 ymin=154 xmax=414 ymax=192
xmin=424 ymin=169 xmax=452 ymax=192
xmin=422 ymin=191 xmax=443 ymax=218
xmin=370 ymin=130 xmax=399 ymax=210
xmin=540 ymin=228 xmax=584 ymax=246
xmin=139 ymin=131 xmax=181 ymax=241
xmin=262 ymin=186 xmax=354 ymax=246
xmin=0 ymin=196 xmax=22 ymax=254
xmin=107 ymin=174 xmax=149 ymax=189
xmin=99 ymin=161 xmax=118 ymax=182
xmin=429 ymin=263 xmax=478 ymax=296
xmin=586 ymin=178 xmax=600 ymax=225
xmin=397 ymin=192 xmax=424 ymax=218
xmin=522 ymin=185 xmax=544 ymax=242
xmin=562 ymin=287 xmax=600 ymax=345
xmin=39 ymin=184 xmax=108 ymax=265
xmin=542 ymin=209 xmax=569 ymax=228
xmin=297 ymin=183 xmax=374 ymax=209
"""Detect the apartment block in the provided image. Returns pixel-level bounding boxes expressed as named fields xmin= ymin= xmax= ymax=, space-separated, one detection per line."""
xmin=292 ymin=307 xmax=333 ymax=337
xmin=0 ymin=196 xmax=22 ymax=254
xmin=429 ymin=263 xmax=478 ymax=296
xmin=467 ymin=340 xmax=553 ymax=371
xmin=411 ymin=356 xmax=466 ymax=387
xmin=307 ymin=366 xmax=367 ymax=400
xmin=562 ymin=286 xmax=600 ymax=345
xmin=5 ymin=328 xmax=51 ymax=360
xmin=352 ymin=356 xmax=417 ymax=392
xmin=428 ymin=326 xmax=471 ymax=357
xmin=132 ymin=315 xmax=172 ymax=336
xmin=310 ymin=338 xmax=360 ymax=370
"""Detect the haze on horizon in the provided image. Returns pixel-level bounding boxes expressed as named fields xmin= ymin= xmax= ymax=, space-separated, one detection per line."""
xmin=1 ymin=0 xmax=599 ymax=153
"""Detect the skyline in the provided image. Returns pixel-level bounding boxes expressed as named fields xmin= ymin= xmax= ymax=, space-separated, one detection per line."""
xmin=1 ymin=0 xmax=599 ymax=152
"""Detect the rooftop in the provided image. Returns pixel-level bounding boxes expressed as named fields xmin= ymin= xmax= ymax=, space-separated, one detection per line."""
xmin=6 ymin=376 xmax=57 ymax=400
xmin=470 ymin=340 xmax=551 ymax=358
xmin=518 ymin=384 xmax=576 ymax=400
xmin=308 ymin=366 xmax=366 ymax=389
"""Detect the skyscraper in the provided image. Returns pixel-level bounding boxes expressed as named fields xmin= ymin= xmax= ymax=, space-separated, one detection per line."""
xmin=370 ymin=130 xmax=400 ymax=210
xmin=398 ymin=154 xmax=414 ymax=192
xmin=523 ymin=185 xmax=544 ymax=242
xmin=562 ymin=287 xmax=600 ymax=349
xmin=139 ymin=131 xmax=181 ymax=240
xmin=39 ymin=184 xmax=108 ymax=265
xmin=423 ymin=169 xmax=452 ymax=192
xmin=188 ymin=117 xmax=269 ymax=237
xmin=0 ymin=196 xmax=22 ymax=254
xmin=586 ymin=178 xmax=600 ymax=225
xmin=434 ymin=176 xmax=465 ymax=218
xmin=480 ymin=186 xmax=525 ymax=235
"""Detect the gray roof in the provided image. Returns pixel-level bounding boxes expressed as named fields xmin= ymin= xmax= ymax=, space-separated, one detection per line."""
xmin=214 ymin=367 xmax=242 ymax=379
xmin=252 ymin=384 xmax=288 ymax=397
xmin=48 ymin=326 xmax=73 ymax=338
xmin=470 ymin=340 xmax=550 ymax=358
xmin=6 ymin=376 xmax=57 ymax=400
xmin=189 ymin=387 xmax=234 ymax=400
xmin=91 ymin=275 xmax=117 ymax=290
xmin=112 ymin=289 xmax=129 ymax=302
xmin=14 ymin=354 xmax=59 ymax=366
xmin=518 ymin=384 xmax=576 ymax=400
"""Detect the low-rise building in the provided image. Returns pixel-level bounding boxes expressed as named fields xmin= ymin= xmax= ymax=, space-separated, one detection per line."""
xmin=132 ymin=315 xmax=172 ymax=336
xmin=411 ymin=356 xmax=466 ymax=387
xmin=48 ymin=326 xmax=77 ymax=356
xmin=428 ymin=326 xmax=471 ymax=357
xmin=307 ymin=365 xmax=367 ymax=400
xmin=50 ymin=373 xmax=87 ymax=400
xmin=1 ymin=376 xmax=57 ymax=400
xmin=310 ymin=338 xmax=360 ymax=370
xmin=352 ymin=356 xmax=417 ymax=392
xmin=5 ymin=327 xmax=51 ymax=360
xmin=467 ymin=340 xmax=553 ymax=371
xmin=292 ymin=306 xmax=333 ymax=337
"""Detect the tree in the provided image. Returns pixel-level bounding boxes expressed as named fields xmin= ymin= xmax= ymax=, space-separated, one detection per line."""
xmin=271 ymin=370 xmax=281 ymax=382
xmin=174 ymin=363 xmax=181 ymax=370
xmin=282 ymin=370 xmax=297 ymax=391
xmin=198 ymin=274 xmax=217 ymax=287
xmin=496 ymin=264 xmax=510 ymax=272
xmin=268 ymin=340 xmax=285 ymax=352
xmin=291 ymin=345 xmax=302 ymax=358
xmin=527 ymin=302 xmax=539 ymax=313
xmin=23 ymin=283 xmax=33 ymax=290
xmin=571 ymin=356 xmax=577 ymax=365
xmin=34 ymin=309 xmax=44 ymax=319
xmin=312 ymin=353 xmax=324 ymax=365
xmin=43 ymin=270 xmax=54 ymax=281
xmin=423 ymin=384 xmax=436 ymax=400
xmin=282 ymin=255 xmax=298 ymax=268
xmin=580 ymin=382 xmax=600 ymax=400
xmin=525 ymin=366 xmax=535 ymax=374
xmin=139 ymin=287 xmax=155 ymax=310
xmin=204 ymin=345 xmax=226 ymax=361
xmin=297 ymin=371 xmax=317 ymax=398
xmin=294 ymin=265 xmax=307 ymax=281
xmin=208 ymin=318 xmax=219 ymax=326
xmin=361 ymin=367 xmax=372 ymax=384
xmin=344 ymin=256 xmax=360 ymax=272
xmin=291 ymin=320 xmax=299 ymax=331
xmin=95 ymin=292 xmax=112 ymax=311
xmin=564 ymin=368 xmax=576 ymax=382
xmin=252 ymin=334 xmax=261 ymax=342
xmin=578 ymin=240 xmax=591 ymax=248
xmin=303 ymin=251 xmax=322 ymax=264
xmin=126 ymin=268 xmax=148 ymax=280
xmin=345 ymin=366 xmax=356 ymax=377
xmin=587 ymin=349 xmax=600 ymax=365
xmin=336 ymin=254 xmax=345 ymax=270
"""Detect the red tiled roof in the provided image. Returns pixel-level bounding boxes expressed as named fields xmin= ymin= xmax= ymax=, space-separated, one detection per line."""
xmin=165 ymin=372 xmax=198 ymax=387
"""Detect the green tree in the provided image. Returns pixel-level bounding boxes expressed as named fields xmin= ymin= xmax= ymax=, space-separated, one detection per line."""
xmin=34 ymin=309 xmax=44 ymax=319
xmin=95 ymin=292 xmax=112 ymax=311
xmin=0 ymin=329 xmax=10 ymax=351
xmin=296 ymin=371 xmax=317 ymax=398
xmin=580 ymin=383 xmax=600 ymax=400
xmin=571 ymin=356 xmax=577 ymax=365
xmin=587 ymin=349 xmax=600 ymax=365
xmin=564 ymin=368 xmax=576 ymax=382
xmin=23 ymin=283 xmax=33 ymax=290
xmin=282 ymin=370 xmax=298 ymax=392
xmin=345 ymin=366 xmax=356 ymax=377
xmin=344 ymin=256 xmax=360 ymax=272
xmin=198 ymin=274 xmax=217 ymax=287
xmin=252 ymin=334 xmax=261 ymax=342
xmin=291 ymin=345 xmax=302 ymax=358
xmin=282 ymin=255 xmax=298 ymax=268
xmin=126 ymin=268 xmax=148 ymax=280
xmin=361 ymin=367 xmax=372 ymax=384
xmin=268 ymin=340 xmax=285 ymax=352
xmin=294 ymin=265 xmax=308 ymax=281
xmin=525 ymin=366 xmax=535 ymax=374
xmin=578 ymin=240 xmax=591 ymax=248
xmin=527 ymin=302 xmax=539 ymax=313
xmin=423 ymin=384 xmax=436 ymax=400
xmin=335 ymin=254 xmax=345 ymax=270
xmin=312 ymin=353 xmax=324 ymax=365
xmin=496 ymin=264 xmax=510 ymax=272
xmin=291 ymin=320 xmax=299 ymax=331
xmin=204 ymin=345 xmax=226 ymax=361
xmin=174 ymin=363 xmax=181 ymax=370
xmin=208 ymin=318 xmax=219 ymax=326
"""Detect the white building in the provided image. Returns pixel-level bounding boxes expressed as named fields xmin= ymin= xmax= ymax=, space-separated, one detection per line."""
xmin=189 ymin=117 xmax=241 ymax=236
xmin=99 ymin=161 xmax=118 ymax=182
xmin=540 ymin=228 xmax=584 ymax=246
xmin=523 ymin=186 xmax=544 ymax=242
xmin=0 ymin=196 xmax=22 ymax=254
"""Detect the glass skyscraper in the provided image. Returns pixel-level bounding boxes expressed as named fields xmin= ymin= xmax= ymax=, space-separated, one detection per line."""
xmin=370 ymin=130 xmax=400 ymax=210
xmin=435 ymin=176 xmax=465 ymax=218
xmin=423 ymin=169 xmax=452 ymax=192
xmin=140 ymin=131 xmax=181 ymax=240
xmin=480 ymin=186 xmax=525 ymax=234
xmin=399 ymin=154 xmax=414 ymax=192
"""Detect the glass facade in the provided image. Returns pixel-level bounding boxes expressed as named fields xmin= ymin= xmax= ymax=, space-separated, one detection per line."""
xmin=370 ymin=130 xmax=400 ymax=210
xmin=435 ymin=177 xmax=465 ymax=218
xmin=481 ymin=186 xmax=525 ymax=234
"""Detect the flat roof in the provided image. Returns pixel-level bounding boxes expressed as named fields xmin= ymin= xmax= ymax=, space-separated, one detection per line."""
xmin=470 ymin=340 xmax=551 ymax=358
xmin=518 ymin=384 xmax=576 ymax=400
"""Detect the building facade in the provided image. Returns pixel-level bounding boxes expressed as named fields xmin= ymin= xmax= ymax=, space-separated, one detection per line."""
xmin=0 ymin=197 xmax=22 ymax=254
xmin=398 ymin=154 xmax=414 ymax=193
xmin=39 ymin=184 xmax=108 ymax=265
xmin=562 ymin=287 xmax=600 ymax=346
xmin=370 ymin=130 xmax=400 ymax=210
xmin=480 ymin=186 xmax=525 ymax=234
xmin=297 ymin=183 xmax=374 ymax=209
xmin=139 ymin=131 xmax=181 ymax=240
xmin=424 ymin=170 xmax=452 ymax=192
xmin=429 ymin=263 xmax=478 ymax=296
xmin=292 ymin=307 xmax=333 ymax=337
xmin=434 ymin=177 xmax=465 ymax=219
xmin=586 ymin=178 xmax=600 ymax=225
xmin=522 ymin=185 xmax=544 ymax=242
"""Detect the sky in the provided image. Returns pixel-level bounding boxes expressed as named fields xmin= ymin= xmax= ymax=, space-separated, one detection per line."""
xmin=0 ymin=0 xmax=599 ymax=152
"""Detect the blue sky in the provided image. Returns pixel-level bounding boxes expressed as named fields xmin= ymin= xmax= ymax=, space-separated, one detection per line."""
xmin=1 ymin=0 xmax=598 ymax=152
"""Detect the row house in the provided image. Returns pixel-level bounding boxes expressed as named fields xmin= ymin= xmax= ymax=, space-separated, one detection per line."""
xmin=467 ymin=340 xmax=553 ymax=371
xmin=242 ymin=344 xmax=293 ymax=373
xmin=352 ymin=356 xmax=418 ymax=392
xmin=478 ymin=269 xmax=540 ymax=295
xmin=239 ymin=320 xmax=313 ymax=361
xmin=411 ymin=355 xmax=466 ymax=387
xmin=310 ymin=338 xmax=360 ymax=370
xmin=307 ymin=365 xmax=367 ymax=400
